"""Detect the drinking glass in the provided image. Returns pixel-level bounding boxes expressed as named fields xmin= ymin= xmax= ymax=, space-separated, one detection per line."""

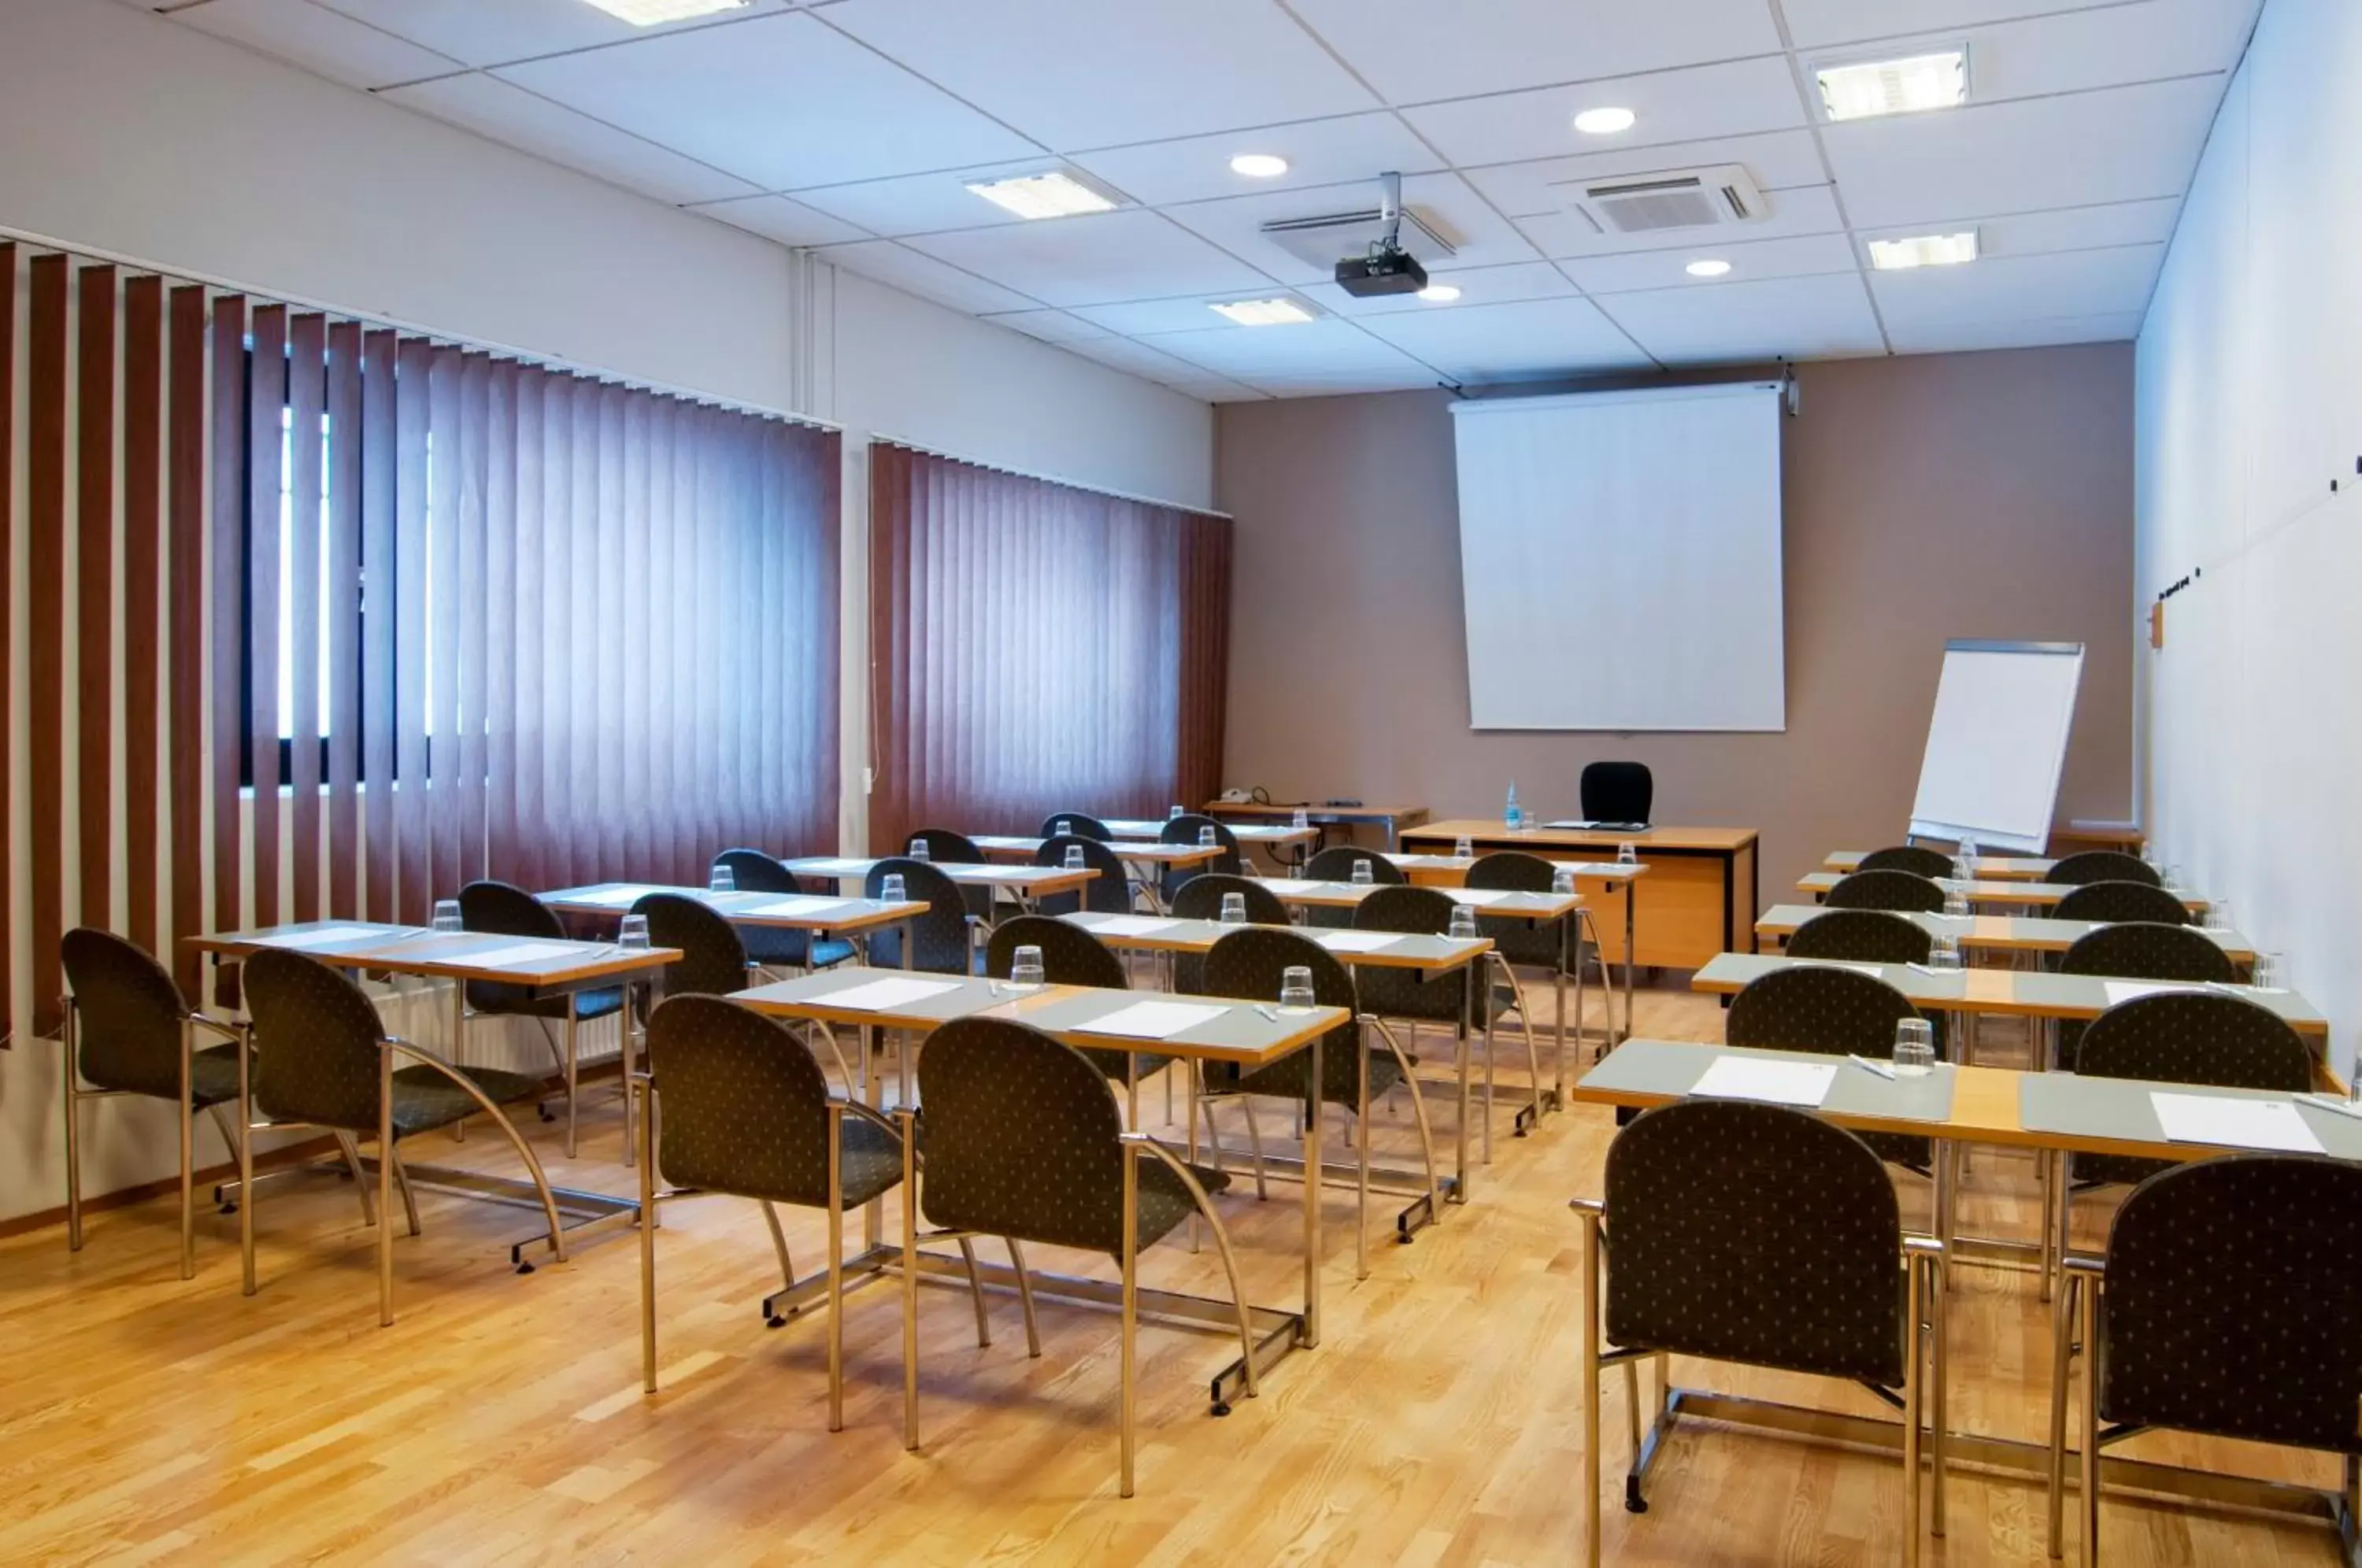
xmin=1944 ymin=890 xmax=1971 ymax=919
xmin=1552 ymin=867 xmax=1576 ymax=896
xmin=1198 ymin=825 xmax=1218 ymax=849
xmin=1448 ymin=904 xmax=1479 ymax=941
xmin=1616 ymin=842 xmax=1639 ymax=867
xmin=1279 ymin=964 xmax=1316 ymax=1014
xmin=1951 ymin=853 xmax=1975 ymax=885
xmin=1893 ymin=1018 xmax=1936 ymax=1077
xmin=432 ymin=898 xmax=462 ymax=933
xmin=908 ymin=838 xmax=931 ymax=862
xmin=2252 ymin=952 xmax=2286 ymax=991
xmin=1009 ymin=945 xmax=1046 ymax=991
xmin=2164 ymin=864 xmax=2187 ymax=894
xmin=1292 ymin=808 xmax=1310 ymax=831
xmin=880 ymin=873 xmax=907 ymax=904
xmin=1064 ymin=845 xmax=1086 ymax=870
xmin=709 ymin=865 xmax=735 ymax=895
xmin=1168 ymin=804 xmax=1185 ymax=821
xmin=618 ymin=913 xmax=650 ymax=951
xmin=1927 ymin=937 xmax=1963 ymax=973
xmin=2203 ymin=897 xmax=2231 ymax=933
xmin=1349 ymin=858 xmax=1374 ymax=886
xmin=1219 ymin=892 xmax=1247 ymax=925
xmin=1453 ymin=835 xmax=1474 ymax=860
xmin=1957 ymin=836 xmax=1979 ymax=865
xmin=1054 ymin=819 xmax=1072 ymax=838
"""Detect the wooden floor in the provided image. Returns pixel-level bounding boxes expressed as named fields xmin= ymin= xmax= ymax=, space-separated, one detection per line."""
xmin=0 ymin=984 xmax=2346 ymax=1566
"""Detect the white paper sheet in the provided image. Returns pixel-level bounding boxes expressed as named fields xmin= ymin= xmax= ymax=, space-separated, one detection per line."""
xmin=797 ymin=859 xmax=876 ymax=877
xmin=1074 ymin=1000 xmax=1230 ymax=1041
xmin=1316 ymin=930 xmax=1405 ymax=953
xmin=1804 ymin=960 xmax=1890 ymax=978
xmin=253 ymin=924 xmax=394 ymax=950
xmin=2150 ymin=1092 xmax=2325 ymax=1154
xmin=2104 ymin=981 xmax=2206 ymax=1006
xmin=1443 ymin=888 xmax=1514 ymax=907
xmin=1690 ymin=1056 xmax=1838 ymax=1108
xmin=1086 ymin=915 xmax=1182 ymax=937
xmin=747 ymin=896 xmax=850 ymax=919
xmin=462 ymin=941 xmax=583 ymax=969
xmin=571 ymin=885 xmax=662 ymax=908
xmin=816 ymin=977 xmax=965 ymax=1011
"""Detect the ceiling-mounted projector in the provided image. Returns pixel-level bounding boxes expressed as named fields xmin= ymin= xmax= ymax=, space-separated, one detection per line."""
xmin=1332 ymin=171 xmax=1431 ymax=298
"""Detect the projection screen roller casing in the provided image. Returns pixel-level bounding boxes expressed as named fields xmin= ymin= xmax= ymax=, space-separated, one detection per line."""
xmin=1449 ymin=383 xmax=1786 ymax=731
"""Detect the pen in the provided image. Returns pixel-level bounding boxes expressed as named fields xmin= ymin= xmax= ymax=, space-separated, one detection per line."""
xmin=2302 ymin=1093 xmax=2362 ymax=1122
xmin=1253 ymin=1004 xmax=1280 ymax=1021
xmin=1848 ymin=1053 xmax=1897 ymax=1080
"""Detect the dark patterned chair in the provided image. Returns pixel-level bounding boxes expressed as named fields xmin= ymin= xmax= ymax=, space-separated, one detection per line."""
xmin=1786 ymin=909 xmax=1934 ymax=966
xmin=2051 ymin=922 xmax=2237 ymax=1073
xmin=1198 ymin=928 xmax=1433 ymax=1278
xmin=630 ymin=892 xmax=756 ymax=1008
xmin=1301 ymin=844 xmax=1403 ymax=930
xmin=1859 ymin=845 xmax=1955 ymax=880
xmin=985 ymin=915 xmax=1171 ymax=1119
xmin=1461 ymin=850 xmax=1583 ymax=1085
xmin=60 ymin=926 xmax=251 ymax=1278
xmin=459 ymin=879 xmax=624 ymax=1157
xmin=860 ymin=858 xmax=979 ymax=976
xmin=636 ymin=994 xmax=979 ymax=1431
xmin=2048 ymin=850 xmax=2160 ymax=888
xmin=711 ymin=849 xmax=857 ymax=974
xmin=1575 ymin=1101 xmax=1939 ymax=1559
xmin=1169 ymin=873 xmax=1289 ymax=993
xmin=1727 ymin=966 xmax=1944 ymax=1171
xmin=1032 ymin=833 xmax=1134 ymax=917
xmin=2063 ymin=990 xmax=2311 ymax=1194
xmin=1823 ymin=868 xmax=1947 ymax=914
xmin=1158 ymin=812 xmax=1242 ymax=903
xmin=2051 ymin=1156 xmax=2362 ymax=1563
xmin=2053 ymin=881 xmax=2192 ymax=926
xmin=1354 ymin=885 xmax=1541 ymax=1158
xmin=904 ymin=1016 xmax=1253 ymax=1496
xmin=1581 ymin=760 xmax=1653 ymax=823
xmin=239 ymin=948 xmax=559 ymax=1318
xmin=905 ymin=827 xmax=992 ymax=922
xmin=1038 ymin=811 xmax=1113 ymax=841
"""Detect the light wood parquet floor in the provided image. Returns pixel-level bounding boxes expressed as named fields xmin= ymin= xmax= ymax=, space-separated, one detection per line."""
xmin=0 ymin=982 xmax=2346 ymax=1566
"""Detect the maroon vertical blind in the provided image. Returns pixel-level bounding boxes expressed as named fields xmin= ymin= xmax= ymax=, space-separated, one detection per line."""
xmin=2 ymin=244 xmax=840 ymax=1039
xmin=867 ymin=442 xmax=1230 ymax=853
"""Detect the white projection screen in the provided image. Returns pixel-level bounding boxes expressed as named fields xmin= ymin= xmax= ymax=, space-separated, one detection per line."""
xmin=1450 ymin=383 xmax=1786 ymax=731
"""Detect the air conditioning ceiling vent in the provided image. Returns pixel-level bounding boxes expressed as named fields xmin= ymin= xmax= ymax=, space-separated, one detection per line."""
xmin=1554 ymin=164 xmax=1770 ymax=235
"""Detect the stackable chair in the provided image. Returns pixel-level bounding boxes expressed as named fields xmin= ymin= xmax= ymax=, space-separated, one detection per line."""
xmin=1466 ymin=849 xmax=1597 ymax=1074
xmin=984 ymin=915 xmax=1172 ymax=1123
xmin=1727 ymin=966 xmax=1944 ymax=1173
xmin=1301 ymin=844 xmax=1402 ymax=930
xmin=1575 ymin=1100 xmax=1943 ymax=1567
xmin=2050 ymin=922 xmax=2236 ymax=1073
xmin=2047 ymin=851 xmax=2160 ymax=887
xmin=1858 ymin=845 xmax=1957 ymax=880
xmin=861 ymin=858 xmax=982 ymax=977
xmin=457 ymin=879 xmax=624 ymax=1157
xmin=711 ymin=849 xmax=857 ymax=976
xmin=1032 ymin=833 xmax=1134 ymax=918
xmin=239 ymin=947 xmax=561 ymax=1322
xmin=1168 ymin=873 xmax=1289 ymax=993
xmin=900 ymin=1016 xmax=1253 ymax=1496
xmin=1786 ymin=908 xmax=1934 ymax=966
xmin=1823 ymin=869 xmax=1948 ymax=914
xmin=904 ymin=827 xmax=993 ymax=922
xmin=2053 ymin=881 xmax=2193 ymax=926
xmin=59 ymin=927 xmax=251 ymax=1278
xmin=1038 ymin=811 xmax=1113 ymax=842
xmin=1158 ymin=812 xmax=1242 ymax=904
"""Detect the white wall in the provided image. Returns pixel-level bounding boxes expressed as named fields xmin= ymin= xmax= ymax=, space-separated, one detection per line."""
xmin=2134 ymin=0 xmax=2362 ymax=1074
xmin=0 ymin=0 xmax=1214 ymax=1223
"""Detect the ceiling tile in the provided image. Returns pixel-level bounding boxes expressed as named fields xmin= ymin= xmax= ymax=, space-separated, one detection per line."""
xmin=1516 ymin=182 xmax=1847 ymax=260
xmin=379 ymin=73 xmax=761 ymax=205
xmin=1822 ymin=75 xmax=2226 ymax=228
xmin=1301 ymin=261 xmax=1579 ymax=318
xmin=1164 ymin=172 xmax=1539 ymax=286
xmin=494 ymin=12 xmax=1044 ymax=190
xmin=1942 ymin=0 xmax=2260 ymax=104
xmin=174 ymin=0 xmax=465 ymax=89
xmin=1067 ymin=113 xmax=1445 ymax=210
xmin=822 ymin=0 xmax=1379 ymax=150
xmin=1058 ymin=335 xmax=1268 ymax=400
xmin=816 ymin=239 xmax=1044 ymax=314
xmin=1596 ymin=271 xmax=1887 ymax=364
xmin=1401 ymin=55 xmax=1809 ymax=170
xmin=901 ymin=209 xmax=1275 ymax=309
xmin=1288 ymin=0 xmax=1785 ymax=105
xmin=979 ymin=309 xmax=1115 ymax=345
xmin=1142 ymin=319 xmax=1442 ymax=396
xmin=1559 ymin=231 xmax=1860 ymax=294
xmin=1869 ymin=243 xmax=2164 ymax=332
xmin=1356 ymin=297 xmax=1653 ymax=381
xmin=1782 ymin=0 xmax=2255 ymax=51
xmin=313 ymin=0 xmax=797 ymax=69
xmin=784 ymin=160 xmax=1084 ymax=239
xmin=1868 ymin=198 xmax=2183 ymax=261
xmin=1069 ymin=293 xmax=1324 ymax=337
xmin=690 ymin=193 xmax=872 ymax=246
xmin=1886 ymin=309 xmax=2143 ymax=355
xmin=1466 ymin=130 xmax=1831 ymax=219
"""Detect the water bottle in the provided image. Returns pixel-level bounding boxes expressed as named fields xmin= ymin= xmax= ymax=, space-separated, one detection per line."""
xmin=1505 ymin=780 xmax=1523 ymax=830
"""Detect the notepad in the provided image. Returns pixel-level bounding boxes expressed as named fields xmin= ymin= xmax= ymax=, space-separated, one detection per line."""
xmin=1316 ymin=930 xmax=1404 ymax=953
xmin=2150 ymin=1091 xmax=2324 ymax=1154
xmin=1073 ymin=1000 xmax=1229 ymax=1041
xmin=2104 ymin=981 xmax=2206 ymax=1006
xmin=1443 ymin=889 xmax=1512 ymax=907
xmin=816 ymin=977 xmax=964 ymax=1012
xmin=254 ymin=924 xmax=393 ymax=950
xmin=463 ymin=941 xmax=582 ymax=969
xmin=1690 ymin=1056 xmax=1838 ymax=1108
xmin=748 ymin=896 xmax=849 ymax=919
xmin=1087 ymin=915 xmax=1181 ymax=937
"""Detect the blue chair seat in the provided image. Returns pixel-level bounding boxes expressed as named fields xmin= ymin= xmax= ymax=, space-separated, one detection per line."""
xmin=742 ymin=927 xmax=857 ymax=971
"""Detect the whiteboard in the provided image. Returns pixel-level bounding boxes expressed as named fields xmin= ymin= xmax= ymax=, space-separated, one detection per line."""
xmin=1908 ymin=641 xmax=2086 ymax=854
xmin=1449 ymin=383 xmax=1785 ymax=731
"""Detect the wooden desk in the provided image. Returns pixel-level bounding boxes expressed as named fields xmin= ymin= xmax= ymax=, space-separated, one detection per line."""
xmin=1103 ymin=817 xmax=1316 ymax=849
xmin=541 ymin=883 xmax=925 ymax=943
xmin=1206 ymin=801 xmax=1429 ymax=851
xmin=781 ymin=856 xmax=1098 ymax=904
xmin=1385 ymin=852 xmax=1643 ymax=1049
xmin=736 ymin=967 xmax=1349 ymax=1411
xmin=1401 ymin=819 xmax=1757 ymax=970
xmin=1823 ymin=850 xmax=2055 ymax=880
xmin=1753 ymin=904 xmax=2260 ymax=965
xmin=1795 ymin=871 xmax=2211 ymax=916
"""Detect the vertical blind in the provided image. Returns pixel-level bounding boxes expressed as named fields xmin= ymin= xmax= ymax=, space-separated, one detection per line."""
xmin=2 ymin=244 xmax=839 ymax=1034
xmin=868 ymin=442 xmax=1230 ymax=852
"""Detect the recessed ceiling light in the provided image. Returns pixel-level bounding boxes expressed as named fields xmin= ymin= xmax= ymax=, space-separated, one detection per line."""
xmin=1685 ymin=259 xmax=1733 ymax=279
xmin=964 ymin=168 xmax=1122 ymax=221
xmin=1816 ymin=49 xmax=1968 ymax=120
xmin=1868 ymin=231 xmax=1980 ymax=270
xmin=1229 ymin=153 xmax=1289 ymax=179
xmin=1209 ymin=297 xmax=1319 ymax=327
xmin=1572 ymin=106 xmax=1638 ymax=135
xmin=579 ymin=0 xmax=749 ymax=24
xmin=1416 ymin=283 xmax=1462 ymax=303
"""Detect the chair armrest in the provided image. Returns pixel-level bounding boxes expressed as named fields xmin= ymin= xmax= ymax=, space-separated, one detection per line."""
xmin=187 ymin=1011 xmax=247 ymax=1045
xmin=1904 ymin=1234 xmax=1946 ymax=1260
xmin=2061 ymin=1251 xmax=2105 ymax=1277
xmin=376 ymin=1034 xmax=455 ymax=1072
xmin=833 ymin=1098 xmax=903 ymax=1140
xmin=1119 ymin=1130 xmax=1228 ymax=1215
xmin=1568 ymin=1195 xmax=1605 ymax=1218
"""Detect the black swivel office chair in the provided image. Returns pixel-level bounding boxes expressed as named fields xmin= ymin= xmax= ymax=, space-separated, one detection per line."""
xmin=1580 ymin=761 xmax=1653 ymax=824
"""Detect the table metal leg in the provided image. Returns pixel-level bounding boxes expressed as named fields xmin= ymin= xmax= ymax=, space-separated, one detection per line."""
xmin=1452 ymin=971 xmax=1473 ymax=1204
xmin=1622 ymin=879 xmax=1638 ymax=1045
xmin=1303 ymin=1030 xmax=1322 ymax=1347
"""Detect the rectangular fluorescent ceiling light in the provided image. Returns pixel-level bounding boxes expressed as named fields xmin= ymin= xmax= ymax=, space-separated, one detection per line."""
xmin=579 ymin=0 xmax=750 ymax=24
xmin=1868 ymin=231 xmax=1979 ymax=270
xmin=1816 ymin=49 xmax=1967 ymax=120
xmin=1209 ymin=298 xmax=1317 ymax=327
xmin=964 ymin=169 xmax=1121 ymax=220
